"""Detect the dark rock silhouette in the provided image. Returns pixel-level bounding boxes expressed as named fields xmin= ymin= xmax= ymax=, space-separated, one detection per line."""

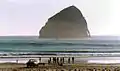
xmin=39 ymin=6 xmax=90 ymax=38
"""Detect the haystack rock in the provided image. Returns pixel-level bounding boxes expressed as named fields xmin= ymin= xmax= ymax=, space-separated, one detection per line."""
xmin=39 ymin=6 xmax=90 ymax=38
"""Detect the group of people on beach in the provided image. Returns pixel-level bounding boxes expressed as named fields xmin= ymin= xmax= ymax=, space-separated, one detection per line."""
xmin=38 ymin=57 xmax=75 ymax=65
xmin=47 ymin=57 xmax=74 ymax=65
xmin=49 ymin=57 xmax=64 ymax=64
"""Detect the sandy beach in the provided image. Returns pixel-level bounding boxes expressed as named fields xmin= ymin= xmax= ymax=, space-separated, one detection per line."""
xmin=1 ymin=57 xmax=120 ymax=71
xmin=0 ymin=63 xmax=120 ymax=71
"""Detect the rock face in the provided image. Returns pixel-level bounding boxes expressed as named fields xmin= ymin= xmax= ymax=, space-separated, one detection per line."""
xmin=39 ymin=6 xmax=90 ymax=38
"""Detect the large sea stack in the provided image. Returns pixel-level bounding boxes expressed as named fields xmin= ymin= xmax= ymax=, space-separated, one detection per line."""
xmin=39 ymin=6 xmax=90 ymax=38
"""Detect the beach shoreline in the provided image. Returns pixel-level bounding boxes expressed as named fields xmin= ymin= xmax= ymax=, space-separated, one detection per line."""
xmin=0 ymin=63 xmax=120 ymax=71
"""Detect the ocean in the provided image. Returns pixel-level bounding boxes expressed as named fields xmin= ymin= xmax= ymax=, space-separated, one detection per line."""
xmin=0 ymin=36 xmax=120 ymax=63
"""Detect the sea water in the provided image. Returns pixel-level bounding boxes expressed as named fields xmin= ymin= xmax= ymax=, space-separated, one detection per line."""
xmin=0 ymin=36 xmax=120 ymax=63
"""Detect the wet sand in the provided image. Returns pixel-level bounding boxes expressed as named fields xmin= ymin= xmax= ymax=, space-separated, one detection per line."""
xmin=0 ymin=63 xmax=120 ymax=71
xmin=1 ymin=57 xmax=120 ymax=71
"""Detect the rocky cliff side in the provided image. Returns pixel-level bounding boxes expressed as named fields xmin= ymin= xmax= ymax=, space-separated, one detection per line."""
xmin=39 ymin=6 xmax=90 ymax=38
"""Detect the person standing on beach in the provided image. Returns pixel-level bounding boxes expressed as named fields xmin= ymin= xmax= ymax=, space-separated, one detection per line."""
xmin=60 ymin=58 xmax=63 ymax=63
xmin=39 ymin=57 xmax=41 ymax=63
xmin=50 ymin=57 xmax=51 ymax=63
xmin=53 ymin=57 xmax=56 ymax=64
xmin=72 ymin=57 xmax=74 ymax=63
xmin=16 ymin=60 xmax=18 ymax=63
xmin=57 ymin=57 xmax=59 ymax=64
xmin=68 ymin=57 xmax=70 ymax=64
xmin=63 ymin=57 xmax=64 ymax=63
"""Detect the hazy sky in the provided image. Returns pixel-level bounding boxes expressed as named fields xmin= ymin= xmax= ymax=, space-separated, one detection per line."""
xmin=0 ymin=0 xmax=120 ymax=36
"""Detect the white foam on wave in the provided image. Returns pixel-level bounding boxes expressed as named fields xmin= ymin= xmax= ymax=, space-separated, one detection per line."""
xmin=88 ymin=60 xmax=120 ymax=64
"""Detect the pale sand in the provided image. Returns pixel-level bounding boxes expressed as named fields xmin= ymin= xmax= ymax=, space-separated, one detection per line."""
xmin=0 ymin=63 xmax=120 ymax=71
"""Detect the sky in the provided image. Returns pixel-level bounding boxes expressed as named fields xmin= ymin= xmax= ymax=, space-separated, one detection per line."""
xmin=0 ymin=0 xmax=120 ymax=36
